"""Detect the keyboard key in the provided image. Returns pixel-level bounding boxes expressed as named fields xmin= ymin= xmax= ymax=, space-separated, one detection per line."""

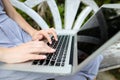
xmin=38 ymin=60 xmax=45 ymax=65
xmin=55 ymin=63 xmax=60 ymax=66
xmin=49 ymin=61 xmax=55 ymax=66
xmin=32 ymin=60 xmax=39 ymax=65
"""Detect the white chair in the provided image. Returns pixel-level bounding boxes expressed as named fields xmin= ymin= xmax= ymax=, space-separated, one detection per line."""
xmin=10 ymin=0 xmax=98 ymax=31
xmin=10 ymin=0 xmax=119 ymax=73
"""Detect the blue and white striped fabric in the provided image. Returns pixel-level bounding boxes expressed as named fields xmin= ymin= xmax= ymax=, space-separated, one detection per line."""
xmin=0 ymin=0 xmax=103 ymax=80
xmin=0 ymin=0 xmax=31 ymax=47
xmin=0 ymin=18 xmax=32 ymax=47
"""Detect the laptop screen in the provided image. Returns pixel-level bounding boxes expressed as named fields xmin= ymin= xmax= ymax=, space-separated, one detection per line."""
xmin=77 ymin=7 xmax=120 ymax=64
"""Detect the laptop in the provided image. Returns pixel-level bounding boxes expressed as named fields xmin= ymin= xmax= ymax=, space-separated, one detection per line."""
xmin=0 ymin=4 xmax=120 ymax=75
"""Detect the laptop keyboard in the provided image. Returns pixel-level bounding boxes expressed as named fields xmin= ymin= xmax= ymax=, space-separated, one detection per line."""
xmin=32 ymin=35 xmax=70 ymax=67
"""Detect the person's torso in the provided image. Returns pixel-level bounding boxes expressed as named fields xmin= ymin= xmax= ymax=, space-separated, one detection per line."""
xmin=0 ymin=0 xmax=9 ymax=23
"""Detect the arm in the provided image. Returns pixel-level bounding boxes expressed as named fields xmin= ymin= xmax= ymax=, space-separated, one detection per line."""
xmin=2 ymin=0 xmax=37 ymax=37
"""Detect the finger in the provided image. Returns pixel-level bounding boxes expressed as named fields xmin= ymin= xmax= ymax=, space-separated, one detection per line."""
xmin=37 ymin=46 xmax=55 ymax=53
xmin=41 ymin=31 xmax=52 ymax=44
xmin=28 ymin=54 xmax=47 ymax=60
xmin=48 ymin=28 xmax=58 ymax=41
xmin=31 ymin=41 xmax=56 ymax=53
xmin=41 ymin=42 xmax=56 ymax=53
xmin=41 ymin=46 xmax=56 ymax=53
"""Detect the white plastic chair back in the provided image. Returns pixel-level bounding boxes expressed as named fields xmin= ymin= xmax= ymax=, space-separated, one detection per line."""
xmin=10 ymin=0 xmax=99 ymax=31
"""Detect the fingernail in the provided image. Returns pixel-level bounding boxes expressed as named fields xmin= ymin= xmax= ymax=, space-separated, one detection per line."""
xmin=56 ymin=38 xmax=58 ymax=41
xmin=42 ymin=55 xmax=47 ymax=59
xmin=51 ymin=49 xmax=56 ymax=52
xmin=49 ymin=41 xmax=52 ymax=44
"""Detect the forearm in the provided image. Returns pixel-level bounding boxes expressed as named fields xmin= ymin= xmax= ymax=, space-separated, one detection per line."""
xmin=11 ymin=11 xmax=37 ymax=36
xmin=0 ymin=47 xmax=8 ymax=55
xmin=2 ymin=0 xmax=37 ymax=36
xmin=0 ymin=47 xmax=9 ymax=62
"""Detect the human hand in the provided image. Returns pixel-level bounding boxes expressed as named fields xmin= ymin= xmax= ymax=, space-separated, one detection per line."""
xmin=32 ymin=28 xmax=58 ymax=44
xmin=0 ymin=41 xmax=55 ymax=64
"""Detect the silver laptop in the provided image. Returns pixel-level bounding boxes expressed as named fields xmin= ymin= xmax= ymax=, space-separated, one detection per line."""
xmin=0 ymin=4 xmax=120 ymax=75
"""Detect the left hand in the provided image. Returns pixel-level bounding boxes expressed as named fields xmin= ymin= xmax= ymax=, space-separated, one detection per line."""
xmin=32 ymin=28 xmax=58 ymax=44
xmin=0 ymin=41 xmax=55 ymax=64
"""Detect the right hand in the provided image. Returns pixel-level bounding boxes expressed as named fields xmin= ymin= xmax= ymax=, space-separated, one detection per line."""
xmin=32 ymin=28 xmax=58 ymax=44
xmin=0 ymin=41 xmax=55 ymax=64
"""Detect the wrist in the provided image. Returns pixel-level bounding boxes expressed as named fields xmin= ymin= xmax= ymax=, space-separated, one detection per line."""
xmin=29 ymin=29 xmax=38 ymax=37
